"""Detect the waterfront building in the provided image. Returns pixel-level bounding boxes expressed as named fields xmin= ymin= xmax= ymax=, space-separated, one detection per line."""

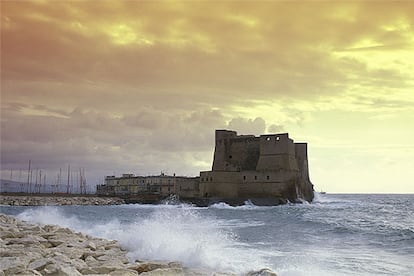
xmin=96 ymin=129 xmax=314 ymax=204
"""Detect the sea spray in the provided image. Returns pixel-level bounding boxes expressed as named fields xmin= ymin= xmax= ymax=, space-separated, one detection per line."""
xmin=15 ymin=205 xmax=271 ymax=273
xmin=17 ymin=206 xmax=81 ymax=229
xmin=6 ymin=194 xmax=414 ymax=275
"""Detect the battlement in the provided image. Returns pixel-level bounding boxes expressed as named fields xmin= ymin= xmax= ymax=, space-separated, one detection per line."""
xmin=212 ymin=130 xmax=300 ymax=172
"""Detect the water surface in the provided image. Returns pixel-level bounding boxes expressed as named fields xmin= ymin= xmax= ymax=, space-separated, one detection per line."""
xmin=2 ymin=193 xmax=413 ymax=275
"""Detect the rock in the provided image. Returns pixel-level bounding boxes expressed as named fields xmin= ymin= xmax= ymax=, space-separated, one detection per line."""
xmin=42 ymin=263 xmax=59 ymax=275
xmin=55 ymin=227 xmax=74 ymax=235
xmin=130 ymin=261 xmax=169 ymax=273
xmin=247 ymin=268 xmax=278 ymax=276
xmin=168 ymin=262 xmax=183 ymax=269
xmin=0 ymin=195 xmax=124 ymax=206
xmin=0 ymin=215 xmax=249 ymax=276
xmin=79 ymin=267 xmax=99 ymax=274
xmin=84 ymin=255 xmax=97 ymax=263
xmin=6 ymin=235 xmax=48 ymax=246
xmin=108 ymin=268 xmax=139 ymax=276
xmin=139 ymin=267 xmax=185 ymax=276
xmin=0 ymin=230 xmax=16 ymax=239
xmin=86 ymin=241 xmax=96 ymax=251
xmin=96 ymin=250 xmax=129 ymax=264
xmin=0 ymin=256 xmax=29 ymax=275
xmin=55 ymin=264 xmax=83 ymax=276
xmin=90 ymin=266 xmax=116 ymax=274
xmin=47 ymin=251 xmax=72 ymax=264
xmin=13 ymin=270 xmax=42 ymax=276
xmin=43 ymin=225 xmax=60 ymax=233
xmin=28 ymin=258 xmax=53 ymax=271
xmin=48 ymin=238 xmax=64 ymax=247
xmin=90 ymin=259 xmax=127 ymax=274
xmin=68 ymin=258 xmax=88 ymax=271
xmin=104 ymin=243 xmax=121 ymax=250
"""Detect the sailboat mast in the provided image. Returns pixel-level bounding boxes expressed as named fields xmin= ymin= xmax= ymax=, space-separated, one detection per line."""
xmin=67 ymin=164 xmax=70 ymax=194
xmin=26 ymin=160 xmax=31 ymax=193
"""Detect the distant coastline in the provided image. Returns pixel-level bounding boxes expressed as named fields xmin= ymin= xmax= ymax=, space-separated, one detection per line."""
xmin=0 ymin=194 xmax=124 ymax=206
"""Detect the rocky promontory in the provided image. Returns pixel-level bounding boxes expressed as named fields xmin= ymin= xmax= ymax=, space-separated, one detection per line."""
xmin=0 ymin=195 xmax=125 ymax=206
xmin=0 ymin=214 xmax=277 ymax=276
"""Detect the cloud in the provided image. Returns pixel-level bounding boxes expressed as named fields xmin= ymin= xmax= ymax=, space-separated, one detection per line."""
xmin=3 ymin=1 xmax=412 ymax=115
xmin=1 ymin=1 xmax=414 ymax=192
xmin=227 ymin=117 xmax=266 ymax=136
xmin=0 ymin=104 xmax=229 ymax=184
xmin=268 ymin=124 xmax=284 ymax=133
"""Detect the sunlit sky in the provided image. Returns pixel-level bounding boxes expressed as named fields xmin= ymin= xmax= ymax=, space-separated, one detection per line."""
xmin=1 ymin=1 xmax=414 ymax=193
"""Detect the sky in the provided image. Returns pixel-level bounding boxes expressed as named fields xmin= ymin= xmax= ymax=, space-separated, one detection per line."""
xmin=1 ymin=1 xmax=414 ymax=193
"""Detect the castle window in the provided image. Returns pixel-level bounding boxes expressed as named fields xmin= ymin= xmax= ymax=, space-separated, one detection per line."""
xmin=210 ymin=177 xmax=213 ymax=182
xmin=229 ymin=155 xmax=232 ymax=159
xmin=266 ymin=137 xmax=271 ymax=141
xmin=254 ymin=175 xmax=257 ymax=180
xmin=276 ymin=136 xmax=280 ymax=141
xmin=267 ymin=175 xmax=270 ymax=180
xmin=243 ymin=175 xmax=246 ymax=181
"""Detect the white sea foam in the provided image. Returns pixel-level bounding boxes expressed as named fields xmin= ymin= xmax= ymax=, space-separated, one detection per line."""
xmin=119 ymin=202 xmax=197 ymax=210
xmin=16 ymin=206 xmax=270 ymax=274
xmin=312 ymin=192 xmax=353 ymax=205
xmin=209 ymin=202 xmax=234 ymax=209
xmin=17 ymin=207 xmax=80 ymax=229
xmin=209 ymin=200 xmax=273 ymax=210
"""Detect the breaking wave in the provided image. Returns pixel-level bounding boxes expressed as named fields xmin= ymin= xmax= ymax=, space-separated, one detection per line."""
xmin=16 ymin=205 xmax=270 ymax=274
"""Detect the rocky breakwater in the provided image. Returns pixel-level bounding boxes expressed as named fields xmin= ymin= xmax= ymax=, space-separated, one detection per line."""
xmin=0 ymin=214 xmax=188 ymax=276
xmin=0 ymin=195 xmax=124 ymax=206
xmin=0 ymin=214 xmax=278 ymax=276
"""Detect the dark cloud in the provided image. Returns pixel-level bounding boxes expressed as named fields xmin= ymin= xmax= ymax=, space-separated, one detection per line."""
xmin=0 ymin=105 xmax=230 ymax=183
xmin=1 ymin=1 xmax=413 ymax=192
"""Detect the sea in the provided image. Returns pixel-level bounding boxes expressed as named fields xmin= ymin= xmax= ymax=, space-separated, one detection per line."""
xmin=1 ymin=193 xmax=413 ymax=276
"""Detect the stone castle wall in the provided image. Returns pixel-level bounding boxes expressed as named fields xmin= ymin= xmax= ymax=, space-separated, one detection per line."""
xmin=200 ymin=130 xmax=314 ymax=202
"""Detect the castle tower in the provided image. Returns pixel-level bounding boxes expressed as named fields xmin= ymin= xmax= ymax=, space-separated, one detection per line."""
xmin=212 ymin=130 xmax=237 ymax=171
xmin=256 ymin=133 xmax=299 ymax=171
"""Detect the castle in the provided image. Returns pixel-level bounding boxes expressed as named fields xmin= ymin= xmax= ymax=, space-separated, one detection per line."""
xmin=97 ymin=130 xmax=314 ymax=205
xmin=199 ymin=130 xmax=314 ymax=204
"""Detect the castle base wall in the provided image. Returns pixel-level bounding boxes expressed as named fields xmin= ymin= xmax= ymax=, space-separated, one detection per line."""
xmin=200 ymin=169 xmax=312 ymax=203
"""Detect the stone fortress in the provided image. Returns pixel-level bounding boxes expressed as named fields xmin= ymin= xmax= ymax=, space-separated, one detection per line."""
xmin=97 ymin=129 xmax=314 ymax=205
xmin=200 ymin=130 xmax=314 ymax=204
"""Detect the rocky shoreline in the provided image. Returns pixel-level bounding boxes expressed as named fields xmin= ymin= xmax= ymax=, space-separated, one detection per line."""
xmin=0 ymin=214 xmax=277 ymax=276
xmin=0 ymin=195 xmax=125 ymax=206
